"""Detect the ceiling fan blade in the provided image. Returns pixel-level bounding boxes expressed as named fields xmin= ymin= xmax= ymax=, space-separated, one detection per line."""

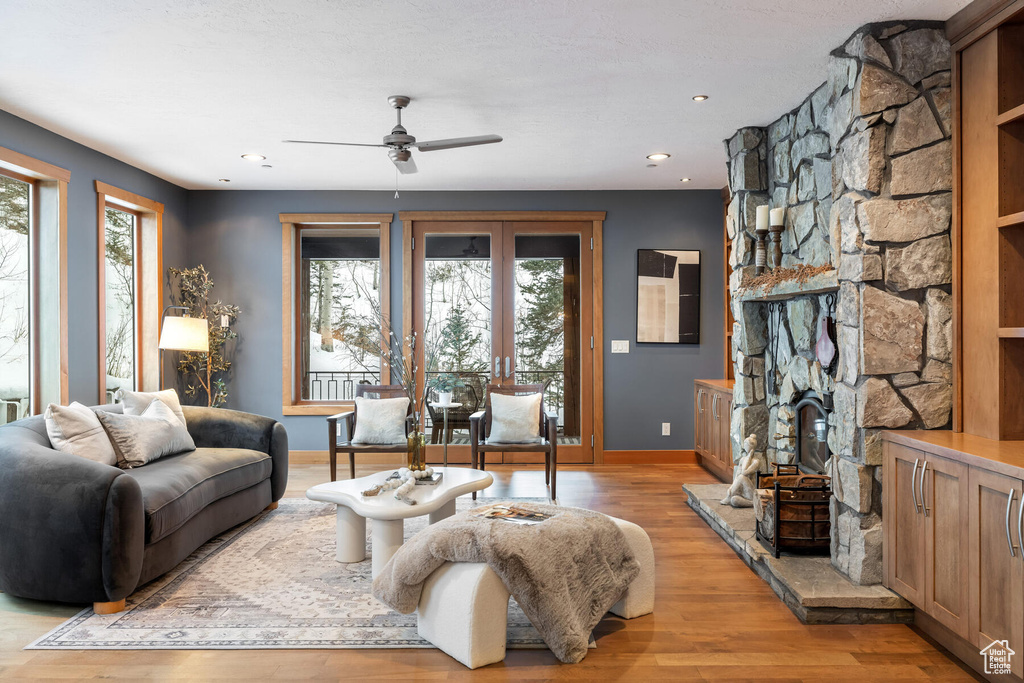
xmin=282 ymin=139 xmax=387 ymax=148
xmin=392 ymin=154 xmax=418 ymax=174
xmin=414 ymin=134 xmax=503 ymax=152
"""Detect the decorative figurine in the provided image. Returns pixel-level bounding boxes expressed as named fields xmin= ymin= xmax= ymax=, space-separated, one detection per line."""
xmin=720 ymin=434 xmax=762 ymax=508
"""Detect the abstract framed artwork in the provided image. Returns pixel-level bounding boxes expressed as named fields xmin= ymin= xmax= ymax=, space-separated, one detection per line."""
xmin=636 ymin=249 xmax=700 ymax=344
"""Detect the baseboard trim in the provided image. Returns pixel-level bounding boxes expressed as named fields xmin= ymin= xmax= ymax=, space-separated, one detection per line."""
xmin=602 ymin=449 xmax=698 ymax=464
xmin=290 ymin=449 xmax=698 ymax=466
xmin=289 ymin=450 xmax=405 ymax=466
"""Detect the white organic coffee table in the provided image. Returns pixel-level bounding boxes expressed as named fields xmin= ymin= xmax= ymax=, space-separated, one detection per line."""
xmin=306 ymin=467 xmax=493 ymax=577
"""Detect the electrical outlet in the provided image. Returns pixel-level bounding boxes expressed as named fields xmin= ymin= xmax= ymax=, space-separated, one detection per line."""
xmin=662 ymin=422 xmax=671 ymax=436
xmin=611 ymin=340 xmax=629 ymax=353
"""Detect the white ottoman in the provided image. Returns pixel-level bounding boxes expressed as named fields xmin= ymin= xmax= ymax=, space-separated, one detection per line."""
xmin=416 ymin=515 xmax=655 ymax=669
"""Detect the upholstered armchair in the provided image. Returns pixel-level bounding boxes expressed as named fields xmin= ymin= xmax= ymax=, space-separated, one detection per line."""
xmin=469 ymin=383 xmax=558 ymax=500
xmin=326 ymin=384 xmax=413 ymax=481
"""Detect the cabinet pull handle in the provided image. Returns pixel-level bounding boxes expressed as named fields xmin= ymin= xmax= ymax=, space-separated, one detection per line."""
xmin=713 ymin=394 xmax=719 ymax=420
xmin=1007 ymin=489 xmax=1017 ymax=558
xmin=910 ymin=458 xmax=920 ymax=513
xmin=698 ymin=389 xmax=703 ymax=413
xmin=919 ymin=461 xmax=929 ymax=516
xmin=1018 ymin=489 xmax=1024 ymax=563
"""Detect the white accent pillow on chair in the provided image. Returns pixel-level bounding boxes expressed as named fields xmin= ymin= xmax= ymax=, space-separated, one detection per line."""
xmin=487 ymin=392 xmax=542 ymax=444
xmin=352 ymin=396 xmax=409 ymax=444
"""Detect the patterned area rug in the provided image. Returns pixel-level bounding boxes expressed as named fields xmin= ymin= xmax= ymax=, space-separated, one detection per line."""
xmin=28 ymin=497 xmax=553 ymax=650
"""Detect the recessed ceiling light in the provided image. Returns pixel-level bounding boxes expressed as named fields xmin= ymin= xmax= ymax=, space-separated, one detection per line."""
xmin=647 ymin=153 xmax=670 ymax=161
xmin=262 ymin=164 xmax=273 ymax=168
xmin=692 ymin=95 xmax=709 ymax=102
xmin=680 ymin=177 xmax=691 ymax=182
xmin=218 ymin=178 xmax=231 ymax=182
xmin=241 ymin=153 xmax=266 ymax=161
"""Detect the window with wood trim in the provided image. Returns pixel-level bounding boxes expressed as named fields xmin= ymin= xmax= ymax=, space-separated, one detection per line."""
xmin=0 ymin=146 xmax=70 ymax=420
xmin=96 ymin=181 xmax=163 ymax=402
xmin=281 ymin=214 xmax=392 ymax=415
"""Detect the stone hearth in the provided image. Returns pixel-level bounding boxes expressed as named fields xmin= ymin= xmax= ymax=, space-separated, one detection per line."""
xmin=683 ymin=484 xmax=912 ymax=624
xmin=722 ymin=21 xmax=953 ymax=586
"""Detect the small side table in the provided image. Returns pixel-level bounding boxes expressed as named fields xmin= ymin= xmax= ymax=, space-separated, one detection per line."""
xmin=429 ymin=402 xmax=462 ymax=467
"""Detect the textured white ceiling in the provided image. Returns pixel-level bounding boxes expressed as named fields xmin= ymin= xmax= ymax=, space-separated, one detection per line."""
xmin=0 ymin=0 xmax=968 ymax=191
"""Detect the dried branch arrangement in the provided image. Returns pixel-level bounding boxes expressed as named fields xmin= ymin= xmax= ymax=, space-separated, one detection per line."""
xmin=740 ymin=264 xmax=834 ymax=292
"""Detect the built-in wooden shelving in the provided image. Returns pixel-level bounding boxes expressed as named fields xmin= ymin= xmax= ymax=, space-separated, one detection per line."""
xmin=960 ymin=13 xmax=1024 ymax=440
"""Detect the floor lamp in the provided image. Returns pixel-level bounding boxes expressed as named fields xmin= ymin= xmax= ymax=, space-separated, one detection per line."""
xmin=158 ymin=306 xmax=209 ymax=390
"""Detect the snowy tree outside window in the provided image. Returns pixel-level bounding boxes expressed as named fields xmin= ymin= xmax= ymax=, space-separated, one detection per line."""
xmin=300 ymin=229 xmax=382 ymax=400
xmin=0 ymin=174 xmax=30 ymax=421
xmin=104 ymin=207 xmax=136 ymax=399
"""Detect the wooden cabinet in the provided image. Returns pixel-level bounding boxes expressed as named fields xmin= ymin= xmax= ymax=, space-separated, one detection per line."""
xmin=969 ymin=467 xmax=1024 ymax=678
xmin=924 ymin=453 xmax=970 ymax=638
xmin=883 ymin=431 xmax=1024 ymax=679
xmin=694 ymin=380 xmax=733 ymax=482
xmin=884 ymin=442 xmax=928 ymax=606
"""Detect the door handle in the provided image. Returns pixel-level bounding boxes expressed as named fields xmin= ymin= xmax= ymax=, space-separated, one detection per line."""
xmin=1006 ymin=489 xmax=1017 ymax=558
xmin=504 ymin=356 xmax=511 ymax=378
xmin=494 ymin=356 xmax=500 ymax=378
xmin=910 ymin=459 xmax=920 ymax=513
xmin=919 ymin=460 xmax=929 ymax=516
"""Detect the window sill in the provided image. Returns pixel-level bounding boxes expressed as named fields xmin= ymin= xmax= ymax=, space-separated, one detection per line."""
xmin=282 ymin=403 xmax=354 ymax=416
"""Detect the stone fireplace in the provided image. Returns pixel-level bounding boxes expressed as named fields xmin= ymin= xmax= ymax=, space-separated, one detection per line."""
xmin=725 ymin=21 xmax=953 ymax=586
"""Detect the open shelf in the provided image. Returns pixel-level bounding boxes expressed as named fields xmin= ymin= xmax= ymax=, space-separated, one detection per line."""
xmin=998 ymin=23 xmax=1024 ymax=115
xmin=998 ymin=119 xmax=1024 ymax=216
xmin=997 ymin=210 xmax=1024 ymax=228
xmin=998 ymin=103 xmax=1024 ymax=127
xmin=1001 ymin=228 xmax=1024 ymax=328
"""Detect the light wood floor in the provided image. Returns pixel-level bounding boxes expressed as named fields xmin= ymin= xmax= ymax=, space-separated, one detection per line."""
xmin=0 ymin=463 xmax=979 ymax=681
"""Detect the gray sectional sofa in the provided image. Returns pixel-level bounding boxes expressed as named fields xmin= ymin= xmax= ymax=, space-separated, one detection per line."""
xmin=0 ymin=404 xmax=287 ymax=612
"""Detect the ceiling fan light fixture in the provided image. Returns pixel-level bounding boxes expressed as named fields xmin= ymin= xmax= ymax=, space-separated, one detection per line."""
xmin=647 ymin=153 xmax=670 ymax=161
xmin=692 ymin=95 xmax=709 ymax=102
xmin=241 ymin=153 xmax=266 ymax=161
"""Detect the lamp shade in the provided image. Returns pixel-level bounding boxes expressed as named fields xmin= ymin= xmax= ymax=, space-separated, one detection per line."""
xmin=159 ymin=315 xmax=209 ymax=352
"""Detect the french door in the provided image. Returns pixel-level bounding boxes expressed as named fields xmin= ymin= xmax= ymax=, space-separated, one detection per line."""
xmin=408 ymin=216 xmax=597 ymax=464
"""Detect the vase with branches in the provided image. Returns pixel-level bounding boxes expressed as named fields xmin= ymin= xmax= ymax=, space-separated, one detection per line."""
xmin=364 ymin=287 xmax=435 ymax=470
xmin=168 ymin=265 xmax=240 ymax=407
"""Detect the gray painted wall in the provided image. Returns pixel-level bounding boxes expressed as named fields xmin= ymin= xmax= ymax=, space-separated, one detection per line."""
xmin=186 ymin=190 xmax=724 ymax=451
xmin=0 ymin=110 xmax=189 ymax=403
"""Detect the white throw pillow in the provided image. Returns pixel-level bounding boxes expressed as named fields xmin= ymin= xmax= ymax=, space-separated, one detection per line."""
xmin=96 ymin=399 xmax=196 ymax=469
xmin=351 ymin=396 xmax=409 ymax=444
xmin=44 ymin=402 xmax=118 ymax=466
xmin=487 ymin=392 xmax=542 ymax=444
xmin=118 ymin=388 xmax=187 ymax=427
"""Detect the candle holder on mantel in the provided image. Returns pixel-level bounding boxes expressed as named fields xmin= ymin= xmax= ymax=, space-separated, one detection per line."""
xmin=768 ymin=217 xmax=785 ymax=270
xmin=754 ymin=226 xmax=768 ymax=275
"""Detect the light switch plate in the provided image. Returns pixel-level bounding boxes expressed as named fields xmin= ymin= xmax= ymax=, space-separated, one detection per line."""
xmin=662 ymin=422 xmax=671 ymax=436
xmin=611 ymin=340 xmax=629 ymax=353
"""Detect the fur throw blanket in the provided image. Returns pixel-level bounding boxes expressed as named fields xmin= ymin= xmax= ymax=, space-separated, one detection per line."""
xmin=372 ymin=503 xmax=640 ymax=663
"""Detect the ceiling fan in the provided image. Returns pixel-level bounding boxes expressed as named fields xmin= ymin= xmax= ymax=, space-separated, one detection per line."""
xmin=284 ymin=95 xmax=502 ymax=175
